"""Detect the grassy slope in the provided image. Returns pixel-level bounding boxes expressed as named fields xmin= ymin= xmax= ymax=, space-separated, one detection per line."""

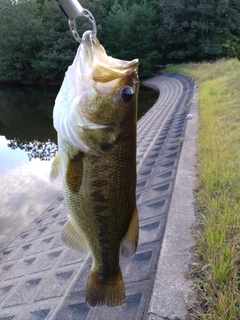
xmin=166 ymin=60 xmax=240 ymax=319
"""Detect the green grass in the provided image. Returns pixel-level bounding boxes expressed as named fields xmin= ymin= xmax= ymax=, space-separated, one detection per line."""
xmin=166 ymin=59 xmax=240 ymax=319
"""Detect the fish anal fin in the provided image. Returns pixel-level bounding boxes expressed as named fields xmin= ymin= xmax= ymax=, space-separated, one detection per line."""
xmin=121 ymin=205 xmax=139 ymax=259
xmin=86 ymin=267 xmax=125 ymax=308
xmin=49 ymin=152 xmax=62 ymax=181
xmin=66 ymin=151 xmax=83 ymax=193
xmin=61 ymin=218 xmax=87 ymax=253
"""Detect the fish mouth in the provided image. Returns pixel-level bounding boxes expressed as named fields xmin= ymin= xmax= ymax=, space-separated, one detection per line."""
xmin=81 ymin=30 xmax=95 ymax=64
xmin=82 ymin=30 xmax=95 ymax=47
xmin=81 ymin=31 xmax=139 ymax=84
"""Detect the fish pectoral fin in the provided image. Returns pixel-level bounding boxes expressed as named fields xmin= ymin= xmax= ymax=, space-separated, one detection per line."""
xmin=61 ymin=218 xmax=88 ymax=253
xmin=67 ymin=151 xmax=83 ymax=193
xmin=121 ymin=205 xmax=139 ymax=259
xmin=49 ymin=152 xmax=62 ymax=181
xmin=86 ymin=267 xmax=125 ymax=308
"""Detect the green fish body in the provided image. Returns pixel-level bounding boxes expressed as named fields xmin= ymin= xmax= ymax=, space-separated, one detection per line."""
xmin=50 ymin=31 xmax=139 ymax=308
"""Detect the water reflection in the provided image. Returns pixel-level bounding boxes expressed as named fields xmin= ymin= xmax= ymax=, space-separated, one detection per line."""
xmin=8 ymin=138 xmax=57 ymax=161
xmin=0 ymin=84 xmax=58 ymax=143
xmin=0 ymin=84 xmax=61 ymax=253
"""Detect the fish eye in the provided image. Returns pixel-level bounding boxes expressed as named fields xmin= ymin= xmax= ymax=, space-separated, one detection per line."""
xmin=120 ymin=86 xmax=134 ymax=102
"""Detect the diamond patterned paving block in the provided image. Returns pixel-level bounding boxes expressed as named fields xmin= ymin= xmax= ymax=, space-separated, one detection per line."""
xmin=0 ymin=284 xmax=14 ymax=303
xmin=160 ymin=159 xmax=176 ymax=168
xmin=58 ymin=248 xmax=86 ymax=267
xmin=70 ymin=258 xmax=92 ymax=295
xmin=151 ymin=170 xmax=173 ymax=185
xmin=136 ymin=179 xmax=148 ymax=191
xmin=26 ymin=227 xmax=49 ymax=242
xmin=139 ymin=220 xmax=165 ymax=246
xmin=143 ymin=160 xmax=156 ymax=167
xmin=144 ymin=183 xmax=170 ymax=201
xmin=4 ymin=232 xmax=29 ymax=248
xmin=0 ymin=316 xmax=15 ymax=320
xmin=122 ymin=250 xmax=153 ymax=282
xmin=41 ymin=219 xmax=67 ymax=237
xmin=138 ymin=169 xmax=152 ymax=177
xmin=91 ymin=293 xmax=143 ymax=320
xmin=138 ymin=198 xmax=167 ymax=221
xmin=4 ymin=243 xmax=33 ymax=262
xmin=3 ymin=278 xmax=42 ymax=307
xmin=3 ymin=257 xmax=36 ymax=280
xmin=0 ymin=264 xmax=14 ymax=282
xmin=0 ymin=74 xmax=194 ymax=319
xmin=41 ymin=212 xmax=61 ymax=226
xmin=29 ymin=250 xmax=63 ymax=274
xmin=28 ymin=309 xmax=51 ymax=320
xmin=34 ymin=270 xmax=75 ymax=301
xmin=49 ymin=233 xmax=64 ymax=250
xmin=55 ymin=302 xmax=89 ymax=320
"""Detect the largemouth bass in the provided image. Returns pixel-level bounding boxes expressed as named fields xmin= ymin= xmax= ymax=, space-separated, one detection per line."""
xmin=50 ymin=30 xmax=139 ymax=308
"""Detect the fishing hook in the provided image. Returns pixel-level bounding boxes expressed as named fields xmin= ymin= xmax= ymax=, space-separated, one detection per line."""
xmin=56 ymin=0 xmax=97 ymax=43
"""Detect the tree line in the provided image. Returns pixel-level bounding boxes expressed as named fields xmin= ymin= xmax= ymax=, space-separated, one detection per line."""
xmin=0 ymin=0 xmax=240 ymax=84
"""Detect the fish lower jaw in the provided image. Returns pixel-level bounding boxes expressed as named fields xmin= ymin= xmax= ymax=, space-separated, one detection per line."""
xmin=84 ymin=123 xmax=110 ymax=129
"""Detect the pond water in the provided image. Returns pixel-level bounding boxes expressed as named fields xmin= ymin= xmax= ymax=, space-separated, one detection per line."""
xmin=0 ymin=83 xmax=158 ymax=253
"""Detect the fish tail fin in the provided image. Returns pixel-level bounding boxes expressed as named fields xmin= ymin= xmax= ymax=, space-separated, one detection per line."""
xmin=86 ymin=267 xmax=126 ymax=308
xmin=121 ymin=205 xmax=139 ymax=258
xmin=49 ymin=152 xmax=62 ymax=181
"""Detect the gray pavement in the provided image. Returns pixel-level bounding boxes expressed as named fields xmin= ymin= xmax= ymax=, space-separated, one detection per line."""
xmin=0 ymin=73 xmax=198 ymax=320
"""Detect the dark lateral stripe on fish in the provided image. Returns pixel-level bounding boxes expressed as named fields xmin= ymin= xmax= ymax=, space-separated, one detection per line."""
xmin=91 ymin=191 xmax=108 ymax=203
xmin=98 ymin=164 xmax=110 ymax=172
xmin=94 ymin=205 xmax=109 ymax=213
xmin=66 ymin=152 xmax=83 ymax=193
xmin=91 ymin=179 xmax=108 ymax=188
xmin=94 ymin=214 xmax=121 ymax=275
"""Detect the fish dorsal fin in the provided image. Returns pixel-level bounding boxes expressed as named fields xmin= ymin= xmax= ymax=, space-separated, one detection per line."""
xmin=61 ymin=218 xmax=88 ymax=253
xmin=49 ymin=152 xmax=62 ymax=181
xmin=121 ymin=205 xmax=139 ymax=258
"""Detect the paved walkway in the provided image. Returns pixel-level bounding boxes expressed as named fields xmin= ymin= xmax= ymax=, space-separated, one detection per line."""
xmin=0 ymin=74 xmax=198 ymax=320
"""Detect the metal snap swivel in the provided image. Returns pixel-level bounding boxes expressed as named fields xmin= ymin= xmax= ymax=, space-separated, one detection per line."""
xmin=56 ymin=0 xmax=97 ymax=43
